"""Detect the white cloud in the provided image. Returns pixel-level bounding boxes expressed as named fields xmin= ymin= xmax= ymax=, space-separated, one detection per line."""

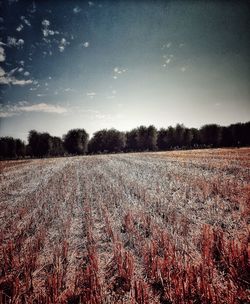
xmin=87 ymin=92 xmax=96 ymax=96
xmin=181 ymin=66 xmax=187 ymax=72
xmin=8 ymin=67 xmax=18 ymax=76
xmin=23 ymin=103 xmax=67 ymax=114
xmin=18 ymin=101 xmax=28 ymax=106
xmin=43 ymin=30 xmax=55 ymax=37
xmin=41 ymin=19 xmax=56 ymax=38
xmin=82 ymin=41 xmax=89 ymax=48
xmin=61 ymin=38 xmax=67 ymax=46
xmin=0 ymin=71 xmax=33 ymax=85
xmin=73 ymin=6 xmax=81 ymax=13
xmin=7 ymin=37 xmax=24 ymax=48
xmin=113 ymin=66 xmax=127 ymax=79
xmin=21 ymin=16 xmax=31 ymax=27
xmin=0 ymin=46 xmax=6 ymax=62
xmin=59 ymin=46 xmax=65 ymax=52
xmin=59 ymin=38 xmax=69 ymax=52
xmin=11 ymin=79 xmax=33 ymax=85
xmin=0 ymin=67 xmax=5 ymax=77
xmin=42 ymin=19 xmax=50 ymax=27
xmin=16 ymin=24 xmax=24 ymax=32
xmin=162 ymin=54 xmax=173 ymax=68
xmin=86 ymin=92 xmax=96 ymax=99
xmin=88 ymin=1 xmax=94 ymax=6
xmin=0 ymin=112 xmax=18 ymax=118
xmin=0 ymin=102 xmax=67 ymax=118
xmin=37 ymin=94 xmax=46 ymax=97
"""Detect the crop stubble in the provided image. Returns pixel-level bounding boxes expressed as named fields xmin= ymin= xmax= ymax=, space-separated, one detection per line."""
xmin=0 ymin=148 xmax=249 ymax=303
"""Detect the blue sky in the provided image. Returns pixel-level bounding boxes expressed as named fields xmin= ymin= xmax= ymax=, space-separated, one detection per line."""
xmin=0 ymin=0 xmax=250 ymax=141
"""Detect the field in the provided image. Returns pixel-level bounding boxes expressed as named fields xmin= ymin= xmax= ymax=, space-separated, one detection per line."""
xmin=0 ymin=148 xmax=249 ymax=304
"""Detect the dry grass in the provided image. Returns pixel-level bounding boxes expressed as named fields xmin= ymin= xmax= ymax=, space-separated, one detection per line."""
xmin=0 ymin=149 xmax=249 ymax=303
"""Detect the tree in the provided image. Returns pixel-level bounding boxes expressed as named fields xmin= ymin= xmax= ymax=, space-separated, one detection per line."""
xmin=0 ymin=138 xmax=8 ymax=159
xmin=106 ymin=129 xmax=125 ymax=153
xmin=0 ymin=137 xmax=16 ymax=158
xmin=15 ymin=139 xmax=26 ymax=157
xmin=88 ymin=129 xmax=125 ymax=153
xmin=136 ymin=125 xmax=157 ymax=151
xmin=146 ymin=125 xmax=158 ymax=151
xmin=200 ymin=124 xmax=222 ymax=147
xmin=173 ymin=124 xmax=185 ymax=148
xmin=166 ymin=126 xmax=175 ymax=149
xmin=157 ymin=128 xmax=168 ymax=151
xmin=28 ymin=130 xmax=52 ymax=157
xmin=0 ymin=137 xmax=25 ymax=159
xmin=182 ymin=128 xmax=193 ymax=148
xmin=190 ymin=128 xmax=200 ymax=147
xmin=63 ymin=129 xmax=89 ymax=155
xmin=220 ymin=126 xmax=232 ymax=147
xmin=39 ymin=133 xmax=52 ymax=157
xmin=28 ymin=130 xmax=40 ymax=157
xmin=50 ymin=137 xmax=64 ymax=156
xmin=126 ymin=129 xmax=139 ymax=152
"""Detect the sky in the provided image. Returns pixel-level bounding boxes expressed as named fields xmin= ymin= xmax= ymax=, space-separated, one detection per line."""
xmin=0 ymin=0 xmax=250 ymax=141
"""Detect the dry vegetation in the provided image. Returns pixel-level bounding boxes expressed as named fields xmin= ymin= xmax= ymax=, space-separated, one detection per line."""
xmin=0 ymin=148 xmax=249 ymax=303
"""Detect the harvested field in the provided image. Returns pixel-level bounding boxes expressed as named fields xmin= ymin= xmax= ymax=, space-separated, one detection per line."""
xmin=0 ymin=148 xmax=249 ymax=303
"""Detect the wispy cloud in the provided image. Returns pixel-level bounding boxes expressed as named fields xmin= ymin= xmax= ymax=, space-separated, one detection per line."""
xmin=180 ymin=66 xmax=187 ymax=72
xmin=16 ymin=24 xmax=24 ymax=32
xmin=0 ymin=112 xmax=17 ymax=118
xmin=64 ymin=88 xmax=75 ymax=92
xmin=86 ymin=92 xmax=96 ymax=97
xmin=20 ymin=103 xmax=67 ymax=114
xmin=162 ymin=54 xmax=174 ymax=68
xmin=0 ymin=46 xmax=6 ymax=62
xmin=59 ymin=38 xmax=69 ymax=52
xmin=0 ymin=67 xmax=5 ymax=77
xmin=11 ymin=79 xmax=33 ymax=85
xmin=112 ymin=67 xmax=127 ymax=79
xmin=162 ymin=42 xmax=172 ymax=49
xmin=7 ymin=37 xmax=24 ymax=48
xmin=42 ymin=19 xmax=50 ymax=27
xmin=73 ymin=6 xmax=81 ymax=14
xmin=81 ymin=41 xmax=89 ymax=48
xmin=20 ymin=16 xmax=31 ymax=27
xmin=0 ymin=67 xmax=33 ymax=86
xmin=41 ymin=19 xmax=57 ymax=38
xmin=0 ymin=102 xmax=67 ymax=117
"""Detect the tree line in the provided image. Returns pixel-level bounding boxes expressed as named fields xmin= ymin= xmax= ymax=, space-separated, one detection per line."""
xmin=0 ymin=121 xmax=249 ymax=159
